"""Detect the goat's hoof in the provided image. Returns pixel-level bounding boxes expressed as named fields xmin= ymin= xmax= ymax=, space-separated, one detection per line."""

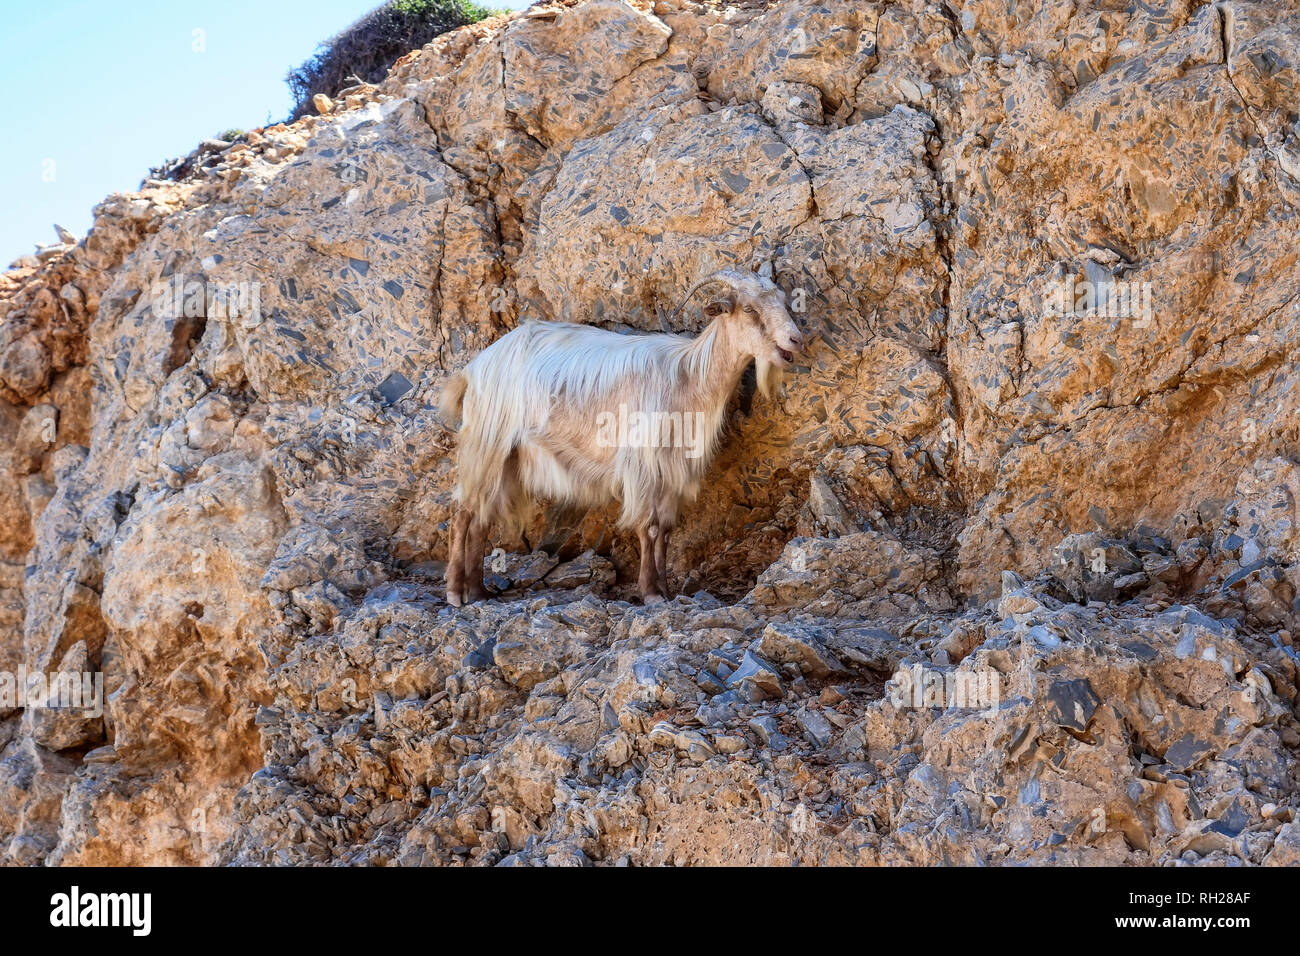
xmin=446 ymin=590 xmax=463 ymax=607
xmin=642 ymin=593 xmax=666 ymax=606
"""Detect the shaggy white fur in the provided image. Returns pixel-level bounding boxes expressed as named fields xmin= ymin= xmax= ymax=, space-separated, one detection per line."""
xmin=440 ymin=270 xmax=805 ymax=605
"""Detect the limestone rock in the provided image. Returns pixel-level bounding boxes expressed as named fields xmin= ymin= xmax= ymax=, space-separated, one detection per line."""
xmin=0 ymin=0 xmax=1298 ymax=867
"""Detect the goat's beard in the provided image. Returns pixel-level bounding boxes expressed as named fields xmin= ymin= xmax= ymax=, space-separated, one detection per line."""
xmin=756 ymin=358 xmax=784 ymax=400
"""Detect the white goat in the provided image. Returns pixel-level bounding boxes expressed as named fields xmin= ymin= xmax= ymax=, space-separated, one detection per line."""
xmin=438 ymin=269 xmax=805 ymax=605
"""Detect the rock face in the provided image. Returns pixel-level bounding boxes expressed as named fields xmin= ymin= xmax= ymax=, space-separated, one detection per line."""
xmin=1 ymin=0 xmax=1298 ymax=865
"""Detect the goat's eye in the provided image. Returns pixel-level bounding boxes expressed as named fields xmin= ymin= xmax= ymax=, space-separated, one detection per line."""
xmin=743 ymin=305 xmax=756 ymax=314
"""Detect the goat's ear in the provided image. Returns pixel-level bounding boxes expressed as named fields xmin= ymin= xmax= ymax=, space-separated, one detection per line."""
xmin=703 ymin=296 xmax=734 ymax=316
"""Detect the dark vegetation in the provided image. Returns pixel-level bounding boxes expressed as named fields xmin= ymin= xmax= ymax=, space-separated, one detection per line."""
xmin=285 ymin=0 xmax=499 ymax=119
xmin=146 ymin=0 xmax=502 ymax=184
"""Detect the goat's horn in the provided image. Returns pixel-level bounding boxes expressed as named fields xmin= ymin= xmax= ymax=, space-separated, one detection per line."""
xmin=663 ymin=270 xmax=740 ymax=327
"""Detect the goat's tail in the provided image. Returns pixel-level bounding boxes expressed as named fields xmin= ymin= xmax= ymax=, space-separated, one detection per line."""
xmin=438 ymin=370 xmax=468 ymax=429
xmin=441 ymin=347 xmax=531 ymax=526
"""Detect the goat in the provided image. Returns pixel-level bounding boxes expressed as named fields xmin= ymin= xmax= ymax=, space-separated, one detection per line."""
xmin=438 ymin=269 xmax=806 ymax=606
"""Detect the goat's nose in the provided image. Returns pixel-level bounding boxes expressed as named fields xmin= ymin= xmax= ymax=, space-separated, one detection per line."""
xmin=789 ymin=332 xmax=806 ymax=352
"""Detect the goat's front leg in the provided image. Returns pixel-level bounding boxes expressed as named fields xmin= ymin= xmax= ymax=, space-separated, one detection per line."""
xmin=654 ymin=524 xmax=671 ymax=598
xmin=637 ymin=524 xmax=665 ymax=605
xmin=447 ymin=507 xmax=472 ymax=607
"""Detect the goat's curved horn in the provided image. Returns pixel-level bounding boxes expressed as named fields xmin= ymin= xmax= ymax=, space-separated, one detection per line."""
xmin=663 ymin=270 xmax=740 ymax=327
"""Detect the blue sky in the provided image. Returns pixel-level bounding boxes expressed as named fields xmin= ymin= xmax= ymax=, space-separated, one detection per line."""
xmin=0 ymin=0 xmax=531 ymax=266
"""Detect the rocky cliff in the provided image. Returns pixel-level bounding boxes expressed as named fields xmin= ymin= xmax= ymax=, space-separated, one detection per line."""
xmin=2 ymin=0 xmax=1299 ymax=865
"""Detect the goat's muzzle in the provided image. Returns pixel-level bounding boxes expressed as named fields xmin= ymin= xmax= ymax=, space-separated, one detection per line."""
xmin=775 ymin=331 xmax=806 ymax=365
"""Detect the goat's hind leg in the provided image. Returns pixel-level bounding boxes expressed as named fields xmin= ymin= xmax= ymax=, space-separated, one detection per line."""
xmin=463 ymin=512 xmax=490 ymax=603
xmin=446 ymin=506 xmax=472 ymax=607
xmin=462 ymin=448 xmax=520 ymax=605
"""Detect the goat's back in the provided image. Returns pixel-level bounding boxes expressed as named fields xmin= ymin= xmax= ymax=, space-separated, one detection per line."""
xmin=478 ymin=320 xmax=692 ymax=396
